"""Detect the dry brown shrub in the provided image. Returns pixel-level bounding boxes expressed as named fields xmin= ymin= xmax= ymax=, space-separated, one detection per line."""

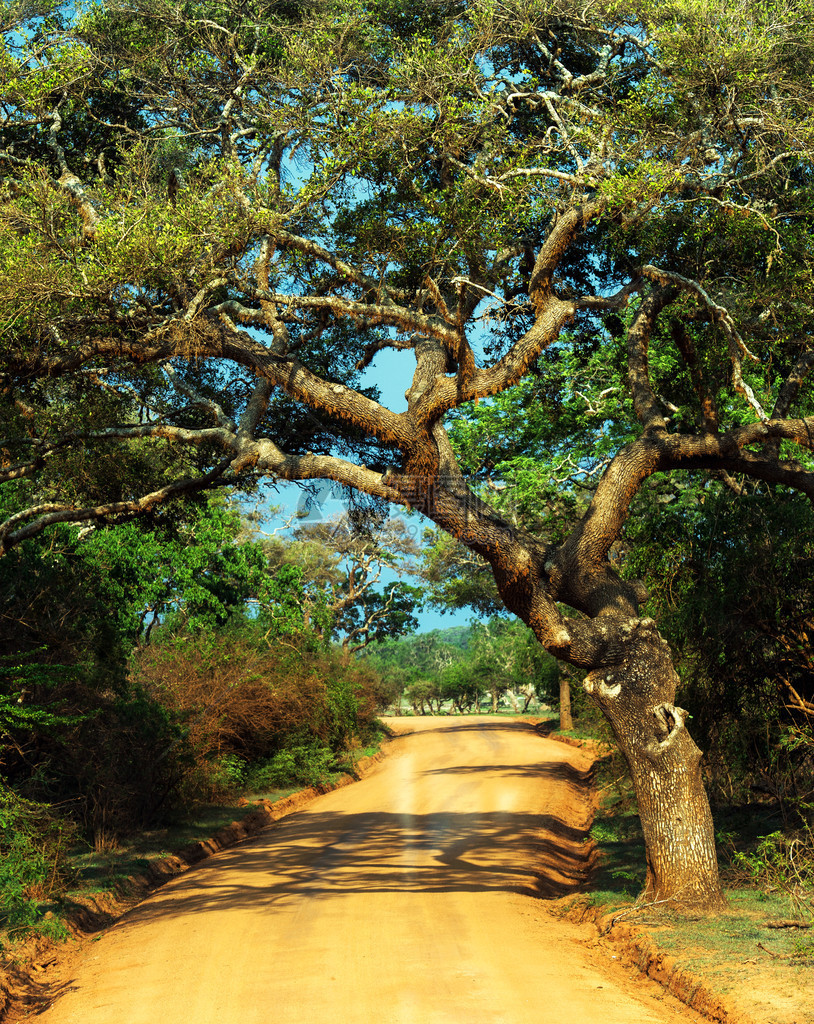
xmin=132 ymin=631 xmax=326 ymax=763
xmin=129 ymin=627 xmax=385 ymax=800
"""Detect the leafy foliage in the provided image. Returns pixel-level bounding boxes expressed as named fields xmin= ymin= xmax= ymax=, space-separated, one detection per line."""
xmin=626 ymin=487 xmax=814 ymax=815
xmin=0 ymin=780 xmax=75 ymax=942
xmin=131 ymin=622 xmax=384 ymax=800
xmin=261 ymin=515 xmax=422 ymax=649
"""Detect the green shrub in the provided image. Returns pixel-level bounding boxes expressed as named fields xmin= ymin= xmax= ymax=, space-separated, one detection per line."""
xmin=209 ymin=753 xmax=248 ymax=794
xmin=0 ymin=782 xmax=75 ymax=942
xmin=730 ymin=828 xmax=814 ymax=921
xmin=259 ymin=743 xmax=340 ymax=789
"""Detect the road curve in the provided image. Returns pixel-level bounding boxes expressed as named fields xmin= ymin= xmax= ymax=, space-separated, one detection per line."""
xmin=39 ymin=716 xmax=700 ymax=1024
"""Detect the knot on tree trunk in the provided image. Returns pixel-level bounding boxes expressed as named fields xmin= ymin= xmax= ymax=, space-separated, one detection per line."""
xmin=583 ymin=669 xmax=622 ymax=701
xmin=556 ymin=613 xmax=662 ymax=669
xmin=644 ymin=702 xmax=689 ymax=761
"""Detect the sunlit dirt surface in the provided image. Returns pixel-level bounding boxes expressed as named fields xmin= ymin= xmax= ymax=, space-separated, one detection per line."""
xmin=36 ymin=716 xmax=703 ymax=1024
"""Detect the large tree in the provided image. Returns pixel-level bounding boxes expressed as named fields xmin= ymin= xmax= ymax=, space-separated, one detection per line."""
xmin=3 ymin=0 xmax=814 ymax=906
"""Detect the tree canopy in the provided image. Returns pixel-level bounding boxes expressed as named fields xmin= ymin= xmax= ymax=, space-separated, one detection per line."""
xmin=4 ymin=0 xmax=814 ymax=906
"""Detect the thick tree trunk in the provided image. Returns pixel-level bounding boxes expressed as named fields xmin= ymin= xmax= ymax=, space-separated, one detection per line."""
xmin=583 ymin=620 xmax=724 ymax=908
xmin=558 ymin=670 xmax=573 ymax=731
xmin=423 ymin=461 xmax=726 ymax=907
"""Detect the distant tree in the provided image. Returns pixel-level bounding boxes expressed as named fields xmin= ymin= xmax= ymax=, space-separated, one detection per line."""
xmin=364 ymin=628 xmax=470 ymax=710
xmin=468 ymin=617 xmax=562 ymax=714
xmin=404 ymin=678 xmax=442 ymax=715
xmin=422 ymin=528 xmax=504 ymax=618
xmin=438 ymin=661 xmax=485 ymax=713
xmin=262 ymin=515 xmax=423 ymax=651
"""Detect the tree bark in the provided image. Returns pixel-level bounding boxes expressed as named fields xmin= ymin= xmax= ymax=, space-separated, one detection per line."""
xmin=558 ymin=670 xmax=573 ymax=732
xmin=583 ymin=620 xmax=724 ymax=908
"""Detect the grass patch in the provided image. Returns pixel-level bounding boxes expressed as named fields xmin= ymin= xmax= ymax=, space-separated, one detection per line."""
xmin=67 ymin=790 xmax=299 ymax=891
xmin=588 ymin=807 xmax=647 ymax=907
xmin=557 ymin=723 xmax=605 ymax=742
xmin=648 ymin=889 xmax=804 ymax=962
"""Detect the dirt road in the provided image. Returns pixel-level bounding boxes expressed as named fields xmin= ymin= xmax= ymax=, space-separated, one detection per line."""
xmin=38 ymin=717 xmax=701 ymax=1024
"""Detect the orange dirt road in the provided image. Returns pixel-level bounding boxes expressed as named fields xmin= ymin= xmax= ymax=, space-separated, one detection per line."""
xmin=38 ymin=717 xmax=702 ymax=1024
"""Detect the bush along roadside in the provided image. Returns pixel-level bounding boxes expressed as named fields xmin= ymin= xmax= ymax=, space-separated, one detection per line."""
xmin=1 ymin=623 xmax=391 ymax=951
xmin=0 ymin=783 xmax=75 ymax=946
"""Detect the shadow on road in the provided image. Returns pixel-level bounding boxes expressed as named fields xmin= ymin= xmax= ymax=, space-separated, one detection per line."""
xmin=121 ymin=803 xmax=594 ymax=930
xmin=386 ymin=718 xmax=542 ymax=737
xmin=422 ymin=760 xmax=594 ymax=788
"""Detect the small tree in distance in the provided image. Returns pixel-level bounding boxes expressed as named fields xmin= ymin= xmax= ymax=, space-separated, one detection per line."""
xmin=262 ymin=515 xmax=423 ymax=652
